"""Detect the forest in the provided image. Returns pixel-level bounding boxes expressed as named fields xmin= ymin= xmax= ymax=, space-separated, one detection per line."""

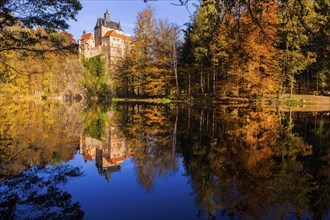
xmin=114 ymin=0 xmax=329 ymax=100
xmin=0 ymin=0 xmax=329 ymax=101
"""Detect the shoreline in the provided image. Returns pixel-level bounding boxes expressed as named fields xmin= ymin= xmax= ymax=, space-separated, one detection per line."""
xmin=112 ymin=94 xmax=330 ymax=104
xmin=2 ymin=94 xmax=330 ymax=111
xmin=112 ymin=94 xmax=330 ymax=112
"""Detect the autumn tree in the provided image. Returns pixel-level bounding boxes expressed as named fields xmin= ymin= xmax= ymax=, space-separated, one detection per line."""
xmin=154 ymin=19 xmax=180 ymax=96
xmin=129 ymin=4 xmax=158 ymax=96
xmin=236 ymin=0 xmax=280 ymax=98
xmin=115 ymin=5 xmax=180 ymax=98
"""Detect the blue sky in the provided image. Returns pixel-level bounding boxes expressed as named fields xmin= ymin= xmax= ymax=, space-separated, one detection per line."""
xmin=68 ymin=0 xmax=198 ymax=41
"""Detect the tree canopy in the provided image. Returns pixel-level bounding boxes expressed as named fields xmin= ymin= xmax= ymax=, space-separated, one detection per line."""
xmin=0 ymin=0 xmax=82 ymax=54
xmin=1 ymin=0 xmax=82 ymax=30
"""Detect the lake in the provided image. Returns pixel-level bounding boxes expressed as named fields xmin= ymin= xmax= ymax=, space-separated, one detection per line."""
xmin=0 ymin=101 xmax=329 ymax=219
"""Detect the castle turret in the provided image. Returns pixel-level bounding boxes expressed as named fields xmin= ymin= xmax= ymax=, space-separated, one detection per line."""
xmin=104 ymin=9 xmax=110 ymax=22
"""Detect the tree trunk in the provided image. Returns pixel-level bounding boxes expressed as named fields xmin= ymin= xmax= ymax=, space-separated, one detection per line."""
xmin=200 ymin=62 xmax=204 ymax=94
xmin=188 ymin=73 xmax=191 ymax=99
xmin=173 ymin=40 xmax=179 ymax=97
xmin=126 ymin=78 xmax=129 ymax=97
xmin=212 ymin=108 xmax=215 ymax=138
xmin=174 ymin=63 xmax=179 ymax=97
xmin=213 ymin=65 xmax=216 ymax=95
xmin=131 ymin=75 xmax=135 ymax=96
xmin=207 ymin=72 xmax=210 ymax=94
xmin=199 ymin=109 xmax=203 ymax=143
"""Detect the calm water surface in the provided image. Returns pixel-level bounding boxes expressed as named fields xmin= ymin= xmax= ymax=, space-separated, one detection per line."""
xmin=0 ymin=102 xmax=329 ymax=219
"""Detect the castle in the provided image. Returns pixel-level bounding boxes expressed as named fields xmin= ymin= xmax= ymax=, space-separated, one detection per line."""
xmin=78 ymin=10 xmax=132 ymax=65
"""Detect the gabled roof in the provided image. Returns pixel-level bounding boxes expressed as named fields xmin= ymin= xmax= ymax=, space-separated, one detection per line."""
xmin=102 ymin=30 xmax=132 ymax=42
xmin=95 ymin=18 xmax=122 ymax=31
xmin=79 ymin=33 xmax=93 ymax=41
xmin=105 ymin=154 xmax=131 ymax=164
xmin=82 ymin=153 xmax=94 ymax=161
xmin=124 ymin=36 xmax=132 ymax=42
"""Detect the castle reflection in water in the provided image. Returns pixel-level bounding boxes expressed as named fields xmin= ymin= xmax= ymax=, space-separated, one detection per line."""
xmin=79 ymin=124 xmax=131 ymax=182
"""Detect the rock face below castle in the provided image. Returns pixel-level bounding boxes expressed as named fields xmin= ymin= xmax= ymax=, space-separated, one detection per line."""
xmin=78 ymin=10 xmax=132 ymax=66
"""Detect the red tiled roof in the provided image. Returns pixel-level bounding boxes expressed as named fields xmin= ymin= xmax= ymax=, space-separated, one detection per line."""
xmin=82 ymin=154 xmax=93 ymax=161
xmin=105 ymin=154 xmax=131 ymax=164
xmin=103 ymin=30 xmax=132 ymax=42
xmin=80 ymin=33 xmax=93 ymax=40
xmin=124 ymin=36 xmax=132 ymax=42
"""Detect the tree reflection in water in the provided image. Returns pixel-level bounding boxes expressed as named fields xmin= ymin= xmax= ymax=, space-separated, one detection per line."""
xmin=0 ymin=101 xmax=83 ymax=178
xmin=113 ymin=104 xmax=329 ymax=219
xmin=0 ymin=164 xmax=84 ymax=219
xmin=109 ymin=104 xmax=179 ymax=191
xmin=176 ymin=106 xmax=329 ymax=219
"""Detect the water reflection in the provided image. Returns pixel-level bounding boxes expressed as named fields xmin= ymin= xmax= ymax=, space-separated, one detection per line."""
xmin=115 ymin=104 xmax=179 ymax=191
xmin=0 ymin=164 xmax=84 ymax=219
xmin=80 ymin=120 xmax=131 ymax=182
xmin=0 ymin=101 xmax=83 ymax=178
xmin=179 ymin=106 xmax=329 ymax=219
xmin=0 ymin=101 xmax=329 ymax=219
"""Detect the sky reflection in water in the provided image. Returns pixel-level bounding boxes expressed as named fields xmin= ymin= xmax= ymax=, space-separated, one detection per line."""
xmin=62 ymin=154 xmax=217 ymax=220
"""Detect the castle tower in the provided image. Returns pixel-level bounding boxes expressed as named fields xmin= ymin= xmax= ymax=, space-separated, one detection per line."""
xmin=94 ymin=10 xmax=123 ymax=47
xmin=104 ymin=9 xmax=110 ymax=22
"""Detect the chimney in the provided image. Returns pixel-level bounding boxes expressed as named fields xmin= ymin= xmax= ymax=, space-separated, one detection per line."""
xmin=104 ymin=9 xmax=110 ymax=22
xmin=83 ymin=30 xmax=86 ymax=35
